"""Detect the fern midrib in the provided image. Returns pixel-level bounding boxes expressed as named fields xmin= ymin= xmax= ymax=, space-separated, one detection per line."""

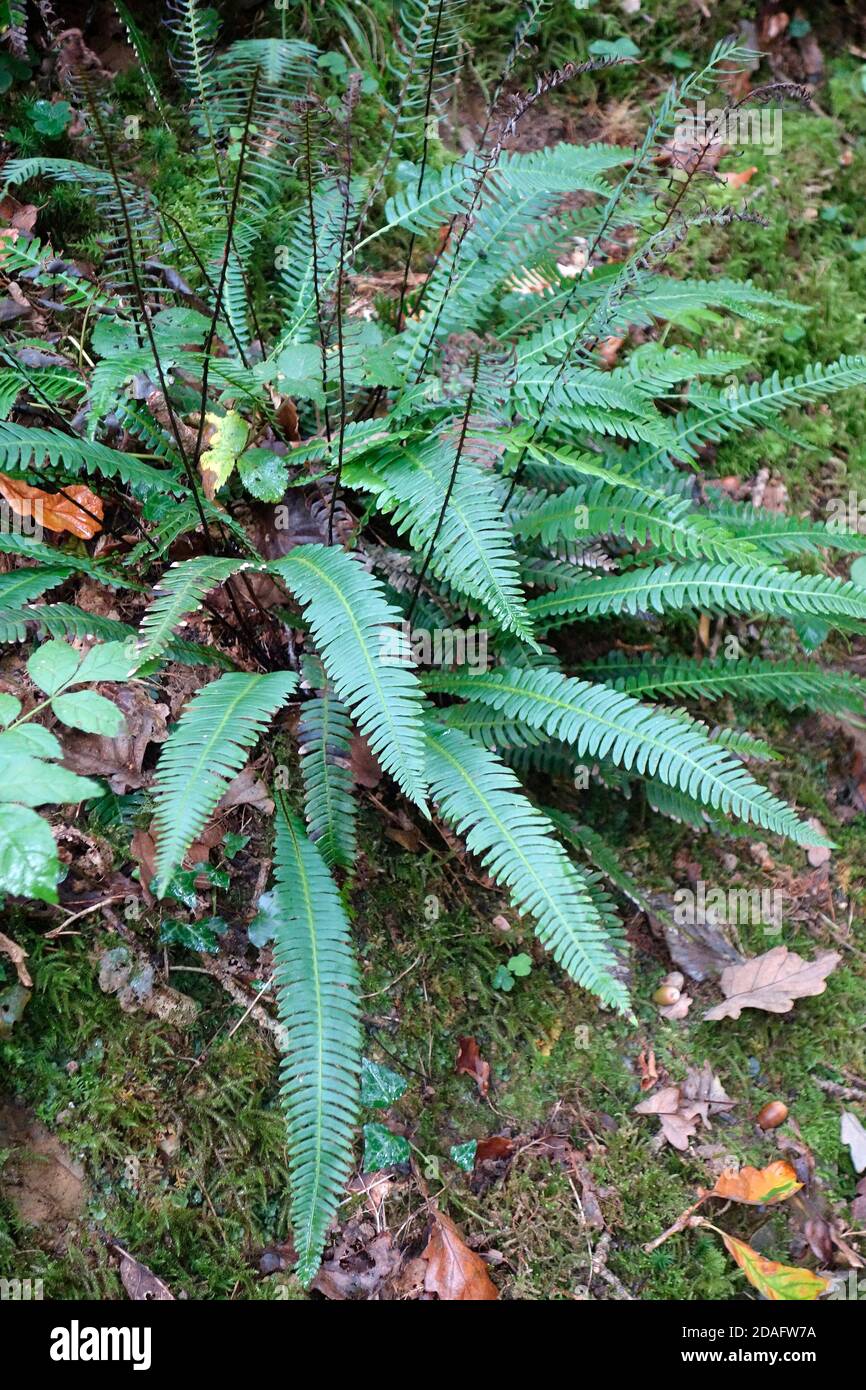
xmin=277 ymin=800 xmax=325 ymax=1260
xmin=460 ymin=675 xmax=801 ymax=829
xmin=285 ymin=550 xmax=420 ymax=794
xmin=527 ymin=568 xmax=856 ymax=617
xmin=427 ymin=730 xmax=604 ymax=976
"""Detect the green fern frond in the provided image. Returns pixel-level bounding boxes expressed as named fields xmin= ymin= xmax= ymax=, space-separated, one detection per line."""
xmin=134 ymin=556 xmax=248 ymax=669
xmin=705 ymin=498 xmax=866 ymax=557
xmin=425 ymin=667 xmax=823 ymax=844
xmin=270 ymin=545 xmax=429 ymax=810
xmin=579 ymin=651 xmax=866 ymax=717
xmin=511 ymin=481 xmax=758 ymax=564
xmin=526 ymin=561 xmax=866 ymax=634
xmin=0 ymin=422 xmax=178 ymax=496
xmin=152 ymin=671 xmax=298 ymax=894
xmin=271 ymin=795 xmax=361 ymax=1288
xmin=298 ymin=665 xmax=358 ymax=869
xmin=424 ymin=723 xmax=630 ymax=1012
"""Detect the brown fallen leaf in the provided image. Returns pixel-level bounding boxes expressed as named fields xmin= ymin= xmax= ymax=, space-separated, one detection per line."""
xmin=63 ymin=686 xmax=169 ymax=792
xmin=703 ymin=946 xmax=841 ymax=1022
xmin=422 ymin=1209 xmax=499 ymax=1300
xmin=456 ymin=1036 xmax=490 ymax=1097
xmin=110 ymin=1241 xmax=175 ymax=1300
xmin=659 ymin=990 xmax=692 ymax=1020
xmin=635 ymin=1063 xmax=733 ymax=1151
xmin=852 ymin=1177 xmax=866 ymax=1224
xmin=0 ymin=474 xmax=103 ymax=539
xmin=711 ymin=1161 xmax=802 ymax=1205
xmin=0 ymin=931 xmax=32 ymax=988
xmin=217 ymin=763 xmax=273 ymax=814
xmin=841 ymin=1111 xmax=866 ymax=1174
xmin=312 ymin=1219 xmax=400 ymax=1300
xmin=638 ymin=1047 xmax=658 ymax=1092
xmin=475 ymin=1135 xmax=515 ymax=1163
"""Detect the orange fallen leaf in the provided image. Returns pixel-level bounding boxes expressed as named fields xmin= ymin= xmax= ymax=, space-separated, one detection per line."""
xmin=0 ymin=474 xmax=103 ymax=539
xmin=720 ymin=166 xmax=759 ymax=188
xmin=475 ymin=1135 xmax=515 ymax=1162
xmin=711 ymin=1160 xmax=802 ymax=1206
xmin=422 ymin=1210 xmax=499 ymax=1300
xmin=721 ymin=1233 xmax=828 ymax=1301
xmin=455 ymin=1036 xmax=490 ymax=1097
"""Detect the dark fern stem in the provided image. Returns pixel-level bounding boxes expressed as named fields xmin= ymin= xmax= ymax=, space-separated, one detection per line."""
xmin=407 ymin=351 xmax=479 ymax=623
xmin=328 ymin=74 xmax=361 ymax=545
xmin=302 ymin=103 xmax=334 ymax=444
xmin=395 ymin=0 xmax=447 ymax=331
xmin=411 ymin=55 xmax=631 ymax=386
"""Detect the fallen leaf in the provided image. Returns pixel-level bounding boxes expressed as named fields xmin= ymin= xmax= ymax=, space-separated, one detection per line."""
xmin=841 ymin=1111 xmax=866 ymax=1174
xmin=422 ymin=1209 xmax=499 ymax=1300
xmin=456 ymin=1036 xmax=490 ymax=1097
xmin=476 ymin=1135 xmax=515 ymax=1162
xmin=0 ymin=930 xmax=32 ymax=988
xmin=0 ymin=1101 xmax=86 ymax=1243
xmin=62 ymin=686 xmax=169 ymax=791
xmin=312 ymin=1219 xmax=400 ymax=1300
xmin=852 ymin=1177 xmax=866 ymax=1224
xmin=806 ymin=818 xmax=831 ymax=867
xmin=711 ymin=1161 xmax=802 ymax=1205
xmin=217 ymin=763 xmax=273 ymax=814
xmin=110 ymin=1242 xmax=175 ymax=1300
xmin=720 ymin=1234 xmax=828 ymax=1301
xmin=659 ymin=990 xmax=692 ymax=1020
xmin=635 ymin=1063 xmax=733 ymax=1151
xmin=653 ymin=899 xmax=744 ymax=981
xmin=634 ymin=1085 xmax=697 ymax=1152
xmin=638 ymin=1047 xmax=658 ymax=1091
xmin=0 ymin=474 xmax=103 ymax=539
xmin=703 ymin=946 xmax=840 ymax=1021
xmin=720 ymin=165 xmax=759 ymax=188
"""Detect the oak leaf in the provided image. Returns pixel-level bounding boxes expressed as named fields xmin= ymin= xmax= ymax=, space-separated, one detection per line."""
xmin=703 ymin=946 xmax=840 ymax=1021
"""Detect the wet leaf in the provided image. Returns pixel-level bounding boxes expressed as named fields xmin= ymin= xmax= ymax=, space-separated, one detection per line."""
xmin=51 ymin=690 xmax=125 ymax=735
xmin=450 ymin=1140 xmax=477 ymax=1172
xmin=362 ymin=1122 xmax=410 ymax=1171
xmin=721 ymin=1234 xmax=829 ymax=1301
xmin=360 ymin=1058 xmax=407 ymax=1110
xmin=0 ymin=473 xmax=103 ymax=538
xmin=199 ymin=410 xmax=249 ymax=499
xmin=0 ymin=805 xmax=59 ymax=902
xmin=422 ymin=1209 xmax=499 ymax=1300
xmin=159 ymin=916 xmax=227 ymax=955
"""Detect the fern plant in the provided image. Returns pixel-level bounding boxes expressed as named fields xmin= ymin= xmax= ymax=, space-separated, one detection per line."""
xmin=2 ymin=3 xmax=866 ymax=1283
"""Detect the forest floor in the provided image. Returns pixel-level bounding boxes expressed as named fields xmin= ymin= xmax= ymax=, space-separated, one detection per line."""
xmin=1 ymin=2 xmax=866 ymax=1301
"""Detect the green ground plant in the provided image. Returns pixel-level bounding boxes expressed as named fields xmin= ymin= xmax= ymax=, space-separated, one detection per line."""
xmin=1 ymin=1 xmax=865 ymax=1292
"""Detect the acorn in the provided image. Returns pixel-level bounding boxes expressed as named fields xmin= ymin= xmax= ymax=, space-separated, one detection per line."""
xmin=756 ymin=1100 xmax=789 ymax=1130
xmin=661 ymin=971 xmax=685 ymax=991
xmin=653 ymin=985 xmax=682 ymax=1007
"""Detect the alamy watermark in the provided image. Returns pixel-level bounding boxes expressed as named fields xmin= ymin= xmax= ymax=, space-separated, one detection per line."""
xmin=674 ymin=100 xmax=783 ymax=156
xmin=379 ymin=621 xmax=488 ymax=671
xmin=0 ymin=1276 xmax=44 ymax=1299
xmin=673 ymin=880 xmax=783 ymax=936
xmin=0 ymin=498 xmax=44 ymax=538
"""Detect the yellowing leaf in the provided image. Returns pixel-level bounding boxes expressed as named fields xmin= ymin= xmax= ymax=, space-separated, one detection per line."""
xmin=721 ymin=1234 xmax=829 ymax=1301
xmin=199 ymin=410 xmax=249 ymax=500
xmin=711 ymin=1161 xmax=802 ymax=1205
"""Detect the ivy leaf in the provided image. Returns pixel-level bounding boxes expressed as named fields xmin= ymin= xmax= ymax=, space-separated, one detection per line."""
xmin=450 ymin=1140 xmax=477 ymax=1172
xmin=50 ymin=690 xmax=125 ymax=735
xmin=222 ymin=832 xmax=249 ymax=861
xmin=248 ymin=888 xmax=279 ymax=947
xmin=238 ymin=447 xmax=289 ymax=503
xmin=360 ymin=1058 xmax=408 ymax=1109
xmin=721 ymin=1234 xmax=829 ymax=1301
xmin=199 ymin=410 xmax=250 ymax=500
xmin=362 ymin=1122 xmax=410 ymax=1172
xmin=0 ymin=804 xmax=59 ymax=902
xmin=159 ymin=916 xmax=228 ymax=954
